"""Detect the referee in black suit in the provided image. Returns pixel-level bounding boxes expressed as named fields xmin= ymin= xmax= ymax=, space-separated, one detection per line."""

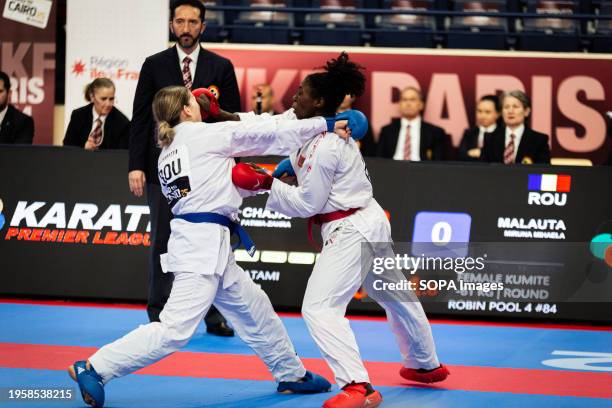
xmin=482 ymin=90 xmax=550 ymax=165
xmin=128 ymin=0 xmax=241 ymax=336
xmin=63 ymin=78 xmax=130 ymax=150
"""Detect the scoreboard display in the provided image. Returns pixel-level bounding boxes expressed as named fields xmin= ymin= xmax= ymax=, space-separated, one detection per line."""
xmin=1 ymin=147 xmax=611 ymax=322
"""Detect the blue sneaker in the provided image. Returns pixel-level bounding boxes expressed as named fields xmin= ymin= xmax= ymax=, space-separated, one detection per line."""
xmin=68 ymin=360 xmax=105 ymax=407
xmin=277 ymin=371 xmax=332 ymax=394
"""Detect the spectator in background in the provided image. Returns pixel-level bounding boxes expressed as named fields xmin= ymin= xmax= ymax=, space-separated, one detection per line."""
xmin=482 ymin=90 xmax=550 ymax=164
xmin=128 ymin=0 xmax=241 ymax=337
xmin=458 ymin=95 xmax=500 ymax=161
xmin=250 ymin=84 xmax=277 ymax=115
xmin=377 ymin=86 xmax=448 ymax=161
xmin=0 ymin=71 xmax=34 ymax=144
xmin=337 ymin=93 xmax=377 ymax=157
xmin=63 ymin=78 xmax=130 ymax=150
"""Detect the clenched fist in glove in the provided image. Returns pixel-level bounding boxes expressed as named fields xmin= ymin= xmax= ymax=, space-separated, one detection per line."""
xmin=192 ymin=88 xmax=220 ymax=120
xmin=336 ymin=109 xmax=368 ymax=141
xmin=232 ymin=162 xmax=273 ymax=191
xmin=324 ymin=109 xmax=368 ymax=141
xmin=271 ymin=158 xmax=295 ymax=178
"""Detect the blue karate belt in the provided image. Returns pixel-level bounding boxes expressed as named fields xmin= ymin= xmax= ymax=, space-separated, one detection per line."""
xmin=174 ymin=212 xmax=256 ymax=257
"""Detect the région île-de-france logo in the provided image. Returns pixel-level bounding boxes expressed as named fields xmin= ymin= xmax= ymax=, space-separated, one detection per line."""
xmin=527 ymin=174 xmax=571 ymax=207
xmin=70 ymin=57 xmax=139 ymax=81
xmin=71 ymin=60 xmax=86 ymax=76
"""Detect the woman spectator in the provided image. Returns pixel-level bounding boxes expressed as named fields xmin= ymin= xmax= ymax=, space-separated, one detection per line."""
xmin=63 ymin=78 xmax=130 ymax=150
xmin=458 ymin=94 xmax=500 ymax=161
xmin=482 ymin=90 xmax=550 ymax=164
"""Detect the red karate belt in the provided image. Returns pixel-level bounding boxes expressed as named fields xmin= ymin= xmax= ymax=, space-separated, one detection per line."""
xmin=307 ymin=208 xmax=359 ymax=251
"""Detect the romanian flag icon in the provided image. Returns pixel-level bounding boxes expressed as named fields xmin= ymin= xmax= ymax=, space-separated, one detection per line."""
xmin=528 ymin=174 xmax=571 ymax=192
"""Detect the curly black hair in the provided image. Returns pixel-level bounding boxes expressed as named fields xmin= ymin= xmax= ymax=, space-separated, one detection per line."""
xmin=306 ymin=52 xmax=366 ymax=116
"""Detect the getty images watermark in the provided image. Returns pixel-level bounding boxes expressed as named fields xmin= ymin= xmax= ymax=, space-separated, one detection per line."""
xmin=361 ymin=241 xmax=611 ymax=306
xmin=369 ymin=252 xmax=505 ymax=293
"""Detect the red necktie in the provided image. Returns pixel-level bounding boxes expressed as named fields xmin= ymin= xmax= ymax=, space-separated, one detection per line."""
xmin=90 ymin=118 xmax=103 ymax=146
xmin=403 ymin=124 xmax=412 ymax=161
xmin=182 ymin=56 xmax=193 ymax=90
xmin=503 ymin=134 xmax=515 ymax=164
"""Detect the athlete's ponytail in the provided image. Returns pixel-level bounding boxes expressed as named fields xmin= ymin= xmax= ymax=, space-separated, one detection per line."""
xmin=152 ymin=86 xmax=190 ymax=148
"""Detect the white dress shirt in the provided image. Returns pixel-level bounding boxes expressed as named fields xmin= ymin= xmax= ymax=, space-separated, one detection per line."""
xmin=505 ymin=124 xmax=524 ymax=163
xmin=176 ymin=45 xmax=200 ymax=83
xmin=0 ymin=105 xmax=8 ymax=126
xmin=393 ymin=116 xmax=422 ymax=161
xmin=478 ymin=123 xmax=497 ymax=148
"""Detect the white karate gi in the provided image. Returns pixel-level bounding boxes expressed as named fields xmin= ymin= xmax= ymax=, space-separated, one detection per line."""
xmin=263 ymin=116 xmax=441 ymax=388
xmin=89 ymin=115 xmax=328 ymax=384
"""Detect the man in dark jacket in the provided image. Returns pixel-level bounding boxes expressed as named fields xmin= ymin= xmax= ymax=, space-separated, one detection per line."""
xmin=377 ymin=87 xmax=447 ymax=161
xmin=0 ymin=71 xmax=34 ymax=144
xmin=128 ymin=0 xmax=241 ymax=335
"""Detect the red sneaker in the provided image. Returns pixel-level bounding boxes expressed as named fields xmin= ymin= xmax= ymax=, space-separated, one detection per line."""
xmin=323 ymin=383 xmax=382 ymax=408
xmin=399 ymin=364 xmax=450 ymax=384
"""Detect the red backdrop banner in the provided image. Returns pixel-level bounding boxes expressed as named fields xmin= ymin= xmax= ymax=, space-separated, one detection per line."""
xmin=0 ymin=0 xmax=56 ymax=145
xmin=209 ymin=45 xmax=612 ymax=163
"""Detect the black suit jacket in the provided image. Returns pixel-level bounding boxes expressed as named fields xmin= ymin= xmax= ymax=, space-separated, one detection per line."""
xmin=63 ymin=103 xmax=130 ymax=149
xmin=129 ymin=46 xmax=241 ymax=183
xmin=458 ymin=127 xmax=481 ymax=161
xmin=482 ymin=125 xmax=550 ymax=164
xmin=376 ymin=118 xmax=447 ymax=161
xmin=0 ymin=105 xmax=34 ymax=144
